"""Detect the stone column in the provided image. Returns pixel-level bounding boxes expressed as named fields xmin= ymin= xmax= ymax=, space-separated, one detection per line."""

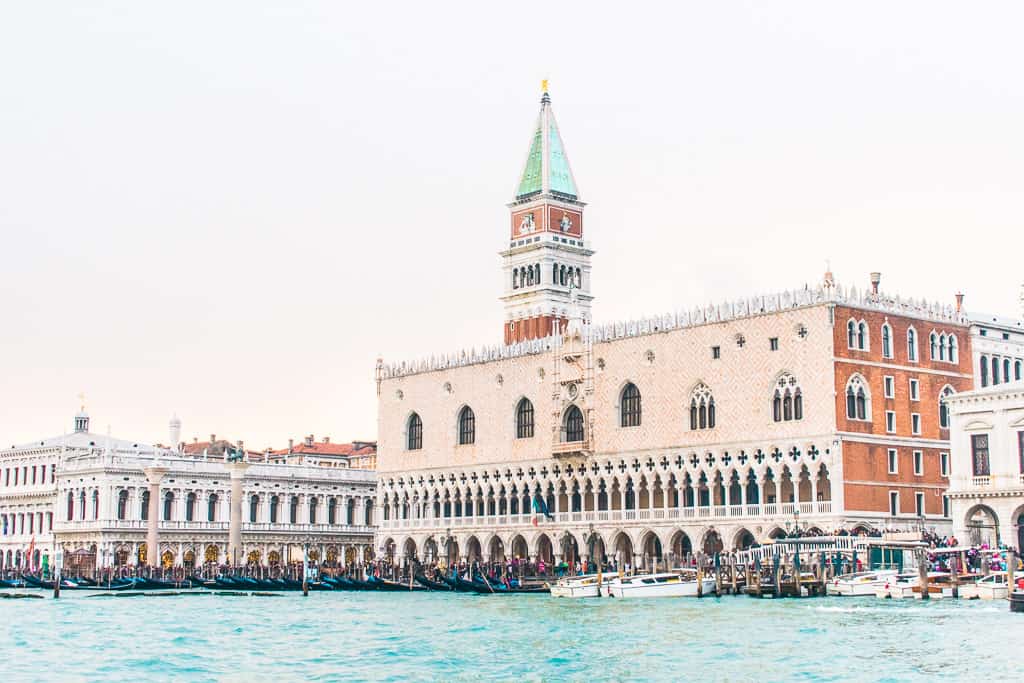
xmin=143 ymin=467 xmax=168 ymax=567
xmin=226 ymin=462 xmax=250 ymax=568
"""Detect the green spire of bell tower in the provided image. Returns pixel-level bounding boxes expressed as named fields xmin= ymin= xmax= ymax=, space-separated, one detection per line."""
xmin=515 ymin=84 xmax=579 ymax=201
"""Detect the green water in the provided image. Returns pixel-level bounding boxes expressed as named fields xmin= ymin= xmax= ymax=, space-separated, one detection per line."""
xmin=0 ymin=590 xmax=1019 ymax=681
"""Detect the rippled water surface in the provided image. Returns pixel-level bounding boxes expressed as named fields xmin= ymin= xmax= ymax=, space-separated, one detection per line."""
xmin=0 ymin=590 xmax=1019 ymax=681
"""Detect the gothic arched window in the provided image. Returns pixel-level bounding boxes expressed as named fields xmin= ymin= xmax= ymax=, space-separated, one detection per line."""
xmin=458 ymin=406 xmax=476 ymax=445
xmin=690 ymin=383 xmax=715 ymax=429
xmin=620 ymin=383 xmax=642 ymax=427
xmin=949 ymin=335 xmax=959 ymax=363
xmin=516 ymin=398 xmax=534 ymax=439
xmin=773 ymin=374 xmax=802 ymax=422
xmin=857 ymin=321 xmax=868 ymax=350
xmin=907 ymin=327 xmax=918 ymax=362
xmin=564 ymin=405 xmax=584 ymax=442
xmin=929 ymin=332 xmax=938 ymax=360
xmin=845 ymin=374 xmax=870 ymax=421
xmin=939 ymin=385 xmax=955 ymax=429
xmin=881 ymin=323 xmax=893 ymax=359
xmin=847 ymin=320 xmax=856 ymax=348
xmin=66 ymin=491 xmax=74 ymax=521
xmin=407 ymin=413 xmax=422 ymax=451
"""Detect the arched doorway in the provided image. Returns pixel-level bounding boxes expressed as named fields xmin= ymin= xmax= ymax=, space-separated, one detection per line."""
xmin=137 ymin=543 xmax=147 ymax=565
xmin=965 ymin=504 xmax=1000 ymax=546
xmin=768 ymin=527 xmax=787 ymax=540
xmin=640 ymin=531 xmax=662 ymax=571
xmin=423 ymin=538 xmax=439 ymax=563
xmin=183 ymin=549 xmax=196 ymax=569
xmin=161 ymin=550 xmax=175 ymax=569
xmin=465 ymin=536 xmax=482 ymax=563
xmin=734 ymin=528 xmax=756 ymax=550
xmin=247 ymin=550 xmax=261 ymax=566
xmin=702 ymin=529 xmax=724 ymax=555
xmin=510 ymin=534 xmax=528 ymax=561
xmin=403 ymin=538 xmax=417 ymax=562
xmin=204 ymin=545 xmax=219 ymax=565
xmin=559 ymin=532 xmax=580 ymax=566
xmin=535 ymin=533 xmax=554 ymax=565
xmin=487 ymin=536 xmax=504 ymax=563
xmin=670 ymin=530 xmax=693 ymax=565
xmin=612 ymin=531 xmax=633 ymax=571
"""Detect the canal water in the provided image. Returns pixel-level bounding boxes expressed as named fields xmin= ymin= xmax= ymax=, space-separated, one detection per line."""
xmin=0 ymin=591 xmax=1019 ymax=681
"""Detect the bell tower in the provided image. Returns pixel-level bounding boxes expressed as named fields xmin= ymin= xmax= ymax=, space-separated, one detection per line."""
xmin=500 ymin=83 xmax=594 ymax=344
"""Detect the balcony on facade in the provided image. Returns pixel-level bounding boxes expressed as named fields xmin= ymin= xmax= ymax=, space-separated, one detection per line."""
xmin=53 ymin=519 xmax=375 ymax=536
xmin=379 ymin=500 xmax=834 ymax=531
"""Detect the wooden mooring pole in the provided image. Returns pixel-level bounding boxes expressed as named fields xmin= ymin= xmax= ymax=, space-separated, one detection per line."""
xmin=916 ymin=548 xmax=930 ymax=601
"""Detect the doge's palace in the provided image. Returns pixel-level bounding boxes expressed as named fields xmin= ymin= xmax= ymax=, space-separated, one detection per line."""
xmin=374 ymin=86 xmax=973 ymax=571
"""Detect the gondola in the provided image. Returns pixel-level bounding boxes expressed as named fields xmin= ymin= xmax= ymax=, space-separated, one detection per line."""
xmin=414 ymin=574 xmax=452 ymax=591
xmin=366 ymin=576 xmax=419 ymax=591
xmin=0 ymin=579 xmax=27 ymax=589
xmin=20 ymin=575 xmax=55 ymax=589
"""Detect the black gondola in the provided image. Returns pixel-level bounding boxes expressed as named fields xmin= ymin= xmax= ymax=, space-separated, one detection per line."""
xmin=414 ymin=574 xmax=452 ymax=591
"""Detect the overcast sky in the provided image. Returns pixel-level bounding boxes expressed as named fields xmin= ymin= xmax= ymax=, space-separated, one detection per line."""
xmin=1 ymin=1 xmax=1021 ymax=449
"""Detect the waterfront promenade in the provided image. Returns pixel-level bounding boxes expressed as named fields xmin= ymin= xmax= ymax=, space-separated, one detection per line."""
xmin=0 ymin=591 xmax=1018 ymax=681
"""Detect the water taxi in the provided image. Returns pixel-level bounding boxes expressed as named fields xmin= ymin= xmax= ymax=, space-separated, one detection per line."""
xmin=958 ymin=572 xmax=1009 ymax=600
xmin=825 ymin=570 xmax=901 ymax=597
xmin=550 ymin=574 xmax=604 ymax=598
xmin=874 ymin=572 xmax=952 ymax=599
xmin=603 ymin=570 xmax=716 ymax=598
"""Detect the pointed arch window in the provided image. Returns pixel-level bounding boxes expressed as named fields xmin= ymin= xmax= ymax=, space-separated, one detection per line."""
xmin=620 ymin=383 xmax=642 ymax=427
xmin=845 ymin=374 xmax=870 ymax=421
xmin=407 ymin=413 xmax=423 ymax=451
xmin=881 ymin=323 xmax=893 ymax=359
xmin=948 ymin=335 xmax=958 ymax=363
xmin=458 ymin=406 xmax=476 ymax=445
xmin=907 ymin=328 xmax=918 ymax=362
xmin=929 ymin=332 xmax=938 ymax=360
xmin=689 ymin=383 xmax=715 ymax=430
xmin=938 ymin=385 xmax=955 ymax=429
xmin=857 ymin=321 xmax=868 ymax=349
xmin=847 ymin=320 xmax=856 ymax=348
xmin=773 ymin=374 xmax=802 ymax=422
xmin=516 ymin=398 xmax=535 ymax=439
xmin=564 ymin=405 xmax=584 ymax=442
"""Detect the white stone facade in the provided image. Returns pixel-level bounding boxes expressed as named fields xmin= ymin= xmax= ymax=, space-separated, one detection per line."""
xmin=376 ymin=284 xmax=966 ymax=568
xmin=969 ymin=312 xmax=1024 ymax=389
xmin=944 ymin=381 xmax=1024 ymax=550
xmin=0 ymin=414 xmax=376 ymax=573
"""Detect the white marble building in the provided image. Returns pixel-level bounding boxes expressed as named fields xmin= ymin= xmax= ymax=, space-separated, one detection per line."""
xmin=944 ymin=380 xmax=1024 ymax=551
xmin=969 ymin=308 xmax=1024 ymax=389
xmin=1 ymin=409 xmax=376 ymax=573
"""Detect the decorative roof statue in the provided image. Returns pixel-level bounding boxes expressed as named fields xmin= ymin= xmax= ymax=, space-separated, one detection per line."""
xmin=226 ymin=444 xmax=245 ymax=463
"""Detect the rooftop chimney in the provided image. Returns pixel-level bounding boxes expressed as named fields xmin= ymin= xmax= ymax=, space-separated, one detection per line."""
xmin=955 ymin=292 xmax=964 ymax=313
xmin=323 ymin=436 xmax=330 ymax=444
xmin=210 ymin=433 xmax=216 ymax=444
xmin=870 ymin=272 xmax=881 ymax=296
xmin=304 ymin=434 xmax=314 ymax=447
xmin=288 ymin=438 xmax=294 ymax=452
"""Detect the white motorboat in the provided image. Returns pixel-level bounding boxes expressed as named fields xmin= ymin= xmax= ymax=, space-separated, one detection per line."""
xmin=874 ymin=572 xmax=952 ymax=599
xmin=959 ymin=572 xmax=1009 ymax=600
xmin=825 ymin=570 xmax=901 ymax=597
xmin=550 ymin=574 xmax=605 ymax=598
xmin=603 ymin=570 xmax=716 ymax=598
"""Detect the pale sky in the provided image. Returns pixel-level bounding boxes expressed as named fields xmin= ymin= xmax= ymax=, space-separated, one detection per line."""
xmin=1 ymin=2 xmax=1021 ymax=449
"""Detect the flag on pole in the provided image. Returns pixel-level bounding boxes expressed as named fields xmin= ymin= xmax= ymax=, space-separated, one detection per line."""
xmin=532 ymin=493 xmax=554 ymax=524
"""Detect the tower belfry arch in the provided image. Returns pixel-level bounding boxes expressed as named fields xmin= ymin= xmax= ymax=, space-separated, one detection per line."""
xmin=500 ymin=83 xmax=595 ymax=344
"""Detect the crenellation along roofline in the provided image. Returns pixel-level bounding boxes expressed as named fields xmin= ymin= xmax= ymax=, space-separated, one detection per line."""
xmin=379 ymin=281 xmax=969 ymax=381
